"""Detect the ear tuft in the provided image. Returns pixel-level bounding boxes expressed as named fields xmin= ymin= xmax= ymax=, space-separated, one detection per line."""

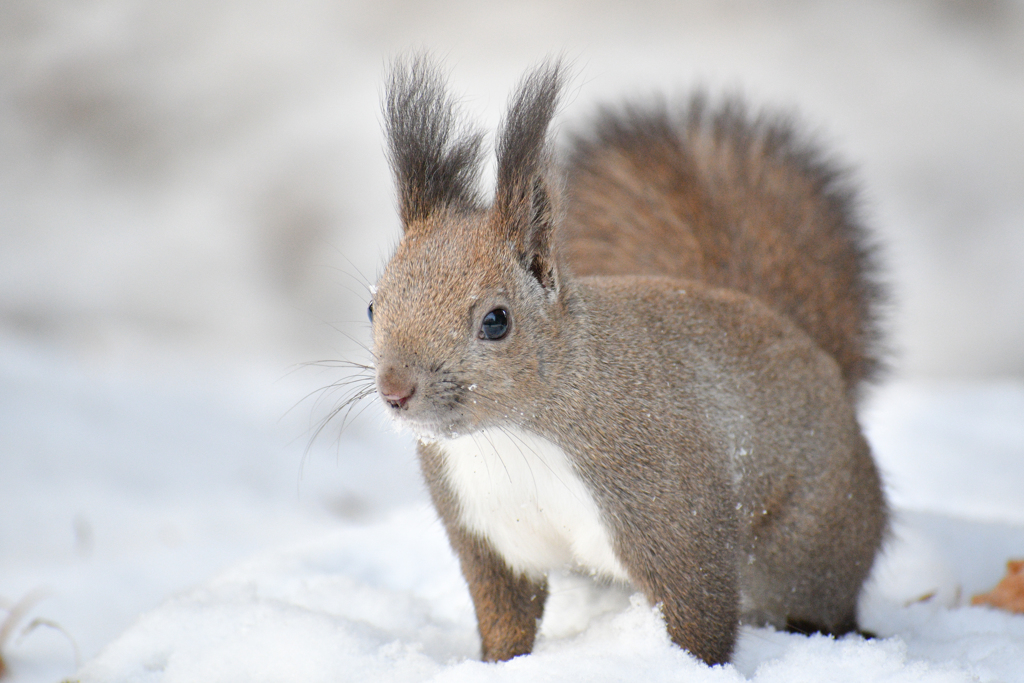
xmin=495 ymin=61 xmax=565 ymax=217
xmin=384 ymin=55 xmax=484 ymax=227
xmin=494 ymin=61 xmax=566 ymax=292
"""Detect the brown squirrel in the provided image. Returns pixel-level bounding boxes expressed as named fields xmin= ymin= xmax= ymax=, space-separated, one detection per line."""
xmin=367 ymin=57 xmax=888 ymax=666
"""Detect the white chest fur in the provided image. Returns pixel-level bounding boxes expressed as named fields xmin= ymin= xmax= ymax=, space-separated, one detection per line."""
xmin=437 ymin=427 xmax=630 ymax=582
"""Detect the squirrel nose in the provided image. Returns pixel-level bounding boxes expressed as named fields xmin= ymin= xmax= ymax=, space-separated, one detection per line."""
xmin=378 ymin=366 xmax=416 ymax=410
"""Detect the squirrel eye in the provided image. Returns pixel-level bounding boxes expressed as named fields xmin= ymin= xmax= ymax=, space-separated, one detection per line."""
xmin=367 ymin=302 xmax=374 ymax=323
xmin=479 ymin=308 xmax=509 ymax=340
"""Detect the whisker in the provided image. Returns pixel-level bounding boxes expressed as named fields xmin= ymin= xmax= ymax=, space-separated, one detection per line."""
xmin=501 ymin=424 xmax=585 ymax=505
xmin=336 ymin=386 xmax=380 ymax=431
xmin=283 ymin=373 xmax=375 ymax=422
xmin=306 ymin=385 xmax=378 ymax=451
xmin=332 ymin=249 xmax=377 ymax=295
xmin=493 ymin=424 xmax=539 ymax=494
xmin=313 ymin=381 xmax=376 ymax=419
xmin=434 ymin=378 xmax=517 ymax=413
xmin=430 ymin=375 xmax=586 ymax=504
xmin=477 ymin=429 xmax=514 ymax=488
xmin=332 ymin=280 xmax=373 ymax=305
xmin=331 ymin=329 xmax=377 ymax=359
xmin=303 ymin=359 xmax=375 ymax=371
xmin=470 ymin=431 xmax=503 ymax=488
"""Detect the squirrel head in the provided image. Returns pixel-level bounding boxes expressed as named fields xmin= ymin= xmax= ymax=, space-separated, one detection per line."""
xmin=370 ymin=58 xmax=567 ymax=440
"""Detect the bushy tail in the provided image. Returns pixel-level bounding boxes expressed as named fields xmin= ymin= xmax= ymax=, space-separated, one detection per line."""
xmin=559 ymin=94 xmax=886 ymax=395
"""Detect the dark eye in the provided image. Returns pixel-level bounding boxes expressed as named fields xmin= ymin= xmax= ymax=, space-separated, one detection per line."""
xmin=367 ymin=302 xmax=374 ymax=323
xmin=479 ymin=308 xmax=509 ymax=340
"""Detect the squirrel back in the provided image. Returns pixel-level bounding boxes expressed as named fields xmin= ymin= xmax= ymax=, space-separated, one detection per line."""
xmin=559 ymin=98 xmax=886 ymax=395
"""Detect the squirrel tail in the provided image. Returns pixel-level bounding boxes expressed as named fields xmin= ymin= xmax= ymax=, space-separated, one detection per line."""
xmin=559 ymin=93 xmax=887 ymax=395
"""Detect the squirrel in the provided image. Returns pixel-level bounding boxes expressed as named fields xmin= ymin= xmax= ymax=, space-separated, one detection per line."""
xmin=367 ymin=57 xmax=888 ymax=666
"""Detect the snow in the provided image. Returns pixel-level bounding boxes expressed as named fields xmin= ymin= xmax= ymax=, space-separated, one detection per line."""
xmin=2 ymin=337 xmax=1022 ymax=683
xmin=2 ymin=0 xmax=1023 ymax=681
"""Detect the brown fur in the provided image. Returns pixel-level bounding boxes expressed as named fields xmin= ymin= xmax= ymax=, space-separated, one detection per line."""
xmin=560 ymin=97 xmax=887 ymax=395
xmin=369 ymin=58 xmax=888 ymax=666
xmin=420 ymin=440 xmax=549 ymax=660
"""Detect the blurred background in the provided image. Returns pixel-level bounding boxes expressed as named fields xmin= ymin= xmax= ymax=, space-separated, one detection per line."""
xmin=1 ymin=0 xmax=1022 ymax=378
xmin=1 ymin=2 xmax=1023 ymax=680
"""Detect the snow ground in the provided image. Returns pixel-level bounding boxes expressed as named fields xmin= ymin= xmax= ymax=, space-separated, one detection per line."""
xmin=1 ymin=336 xmax=1022 ymax=683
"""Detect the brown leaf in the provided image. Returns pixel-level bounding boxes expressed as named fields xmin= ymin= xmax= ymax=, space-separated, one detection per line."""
xmin=971 ymin=559 xmax=1024 ymax=613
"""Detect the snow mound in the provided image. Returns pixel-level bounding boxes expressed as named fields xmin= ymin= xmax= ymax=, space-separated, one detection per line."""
xmin=75 ymin=506 xmax=1024 ymax=683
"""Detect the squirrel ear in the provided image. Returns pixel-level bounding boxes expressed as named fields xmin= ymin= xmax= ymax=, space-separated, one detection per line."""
xmin=521 ymin=173 xmax=559 ymax=291
xmin=383 ymin=55 xmax=484 ymax=229
xmin=494 ymin=61 xmax=565 ymax=291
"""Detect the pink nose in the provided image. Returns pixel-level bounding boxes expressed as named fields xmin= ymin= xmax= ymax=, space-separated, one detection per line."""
xmin=378 ymin=366 xmax=416 ymax=410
